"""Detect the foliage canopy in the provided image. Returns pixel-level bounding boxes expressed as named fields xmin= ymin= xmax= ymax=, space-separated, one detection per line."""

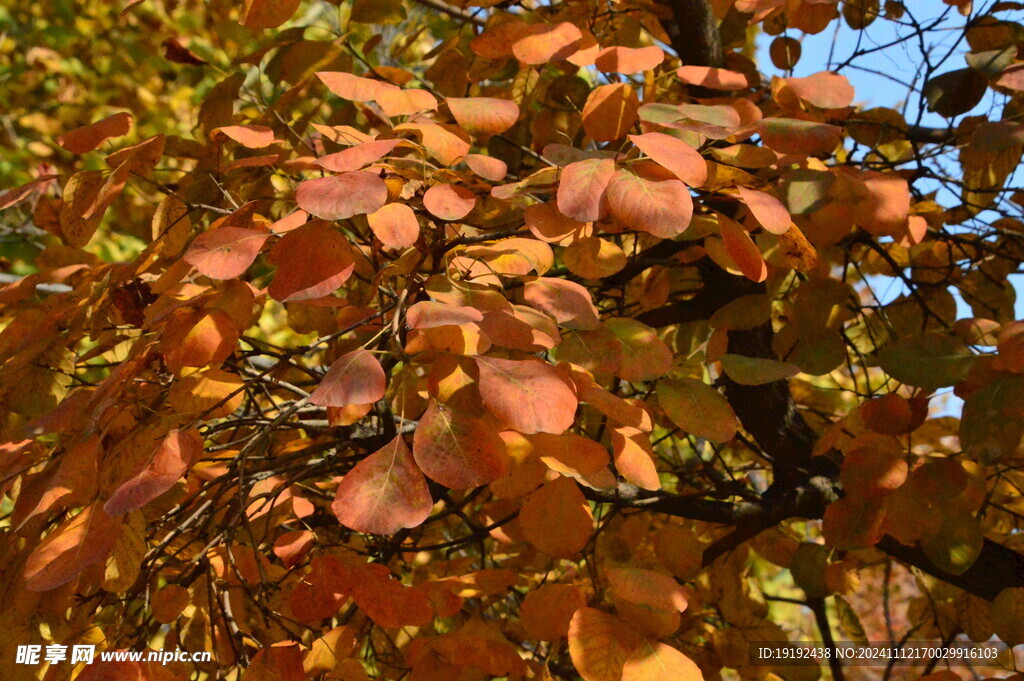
xmin=3 ymin=0 xmax=1024 ymax=680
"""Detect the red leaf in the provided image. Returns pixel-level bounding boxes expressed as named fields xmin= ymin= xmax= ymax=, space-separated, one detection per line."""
xmin=184 ymin=227 xmax=269 ymax=279
xmin=57 ymin=112 xmax=133 ymax=154
xmin=310 ymin=349 xmax=386 ymax=407
xmin=333 ymin=436 xmax=433 ymax=534
xmin=676 ymin=66 xmax=749 ymax=90
xmin=476 ymin=356 xmax=578 ymax=434
xmin=447 ymin=98 xmax=520 ymax=136
xmin=267 ymin=221 xmax=355 ymax=301
xmin=406 ymin=301 xmax=484 ymax=329
xmin=557 ymin=158 xmax=616 ymax=222
xmin=413 ymin=401 xmax=508 ymax=489
xmin=296 ymin=171 xmax=388 ymax=221
xmin=423 ymin=183 xmax=476 ymax=221
xmin=104 ymin=429 xmax=204 ymax=516
xmin=367 ymin=203 xmax=420 ymax=249
xmin=628 ymin=132 xmax=707 ymax=187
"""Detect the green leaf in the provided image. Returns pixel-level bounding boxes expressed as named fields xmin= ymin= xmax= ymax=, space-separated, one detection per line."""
xmin=720 ymin=354 xmax=800 ymax=385
xmin=878 ymin=334 xmax=975 ymax=391
xmin=657 ymin=377 xmax=738 ymax=442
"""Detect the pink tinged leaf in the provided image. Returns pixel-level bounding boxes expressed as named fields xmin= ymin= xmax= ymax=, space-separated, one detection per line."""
xmin=423 ymin=183 xmax=476 ymax=221
xmin=23 ymin=503 xmax=123 ymax=592
xmin=309 ymin=349 xmax=386 ymax=407
xmin=316 ymin=139 xmax=402 ymax=173
xmin=406 ymin=301 xmax=484 ymax=329
xmin=184 ymin=227 xmax=270 ymax=279
xmin=476 ymin=357 xmax=578 ymax=434
xmin=413 ymin=401 xmax=509 ymax=489
xmin=447 ymin=98 xmax=520 ymax=136
xmin=332 ymin=436 xmax=433 ymax=534
xmin=465 ymin=154 xmax=508 ymax=181
xmin=523 ymin=278 xmax=601 ymax=330
xmin=57 ymin=112 xmax=133 ymax=154
xmin=595 ymin=46 xmax=665 ymax=74
xmin=376 ymin=89 xmax=438 ymax=118
xmin=606 ymin=169 xmax=693 ymax=238
xmin=267 ymin=222 xmax=355 ymax=302
xmin=735 ymin=186 xmax=791 ymax=234
xmin=718 ymin=216 xmax=767 ymax=282
xmin=628 ymin=132 xmax=707 ymax=187
xmin=296 ymin=171 xmax=388 ymax=221
xmin=557 ymin=158 xmax=616 ymax=222
xmin=676 ymin=66 xmax=749 ymax=90
xmin=512 ymin=22 xmax=583 ymax=64
xmin=783 ymin=71 xmax=855 ymax=109
xmin=367 ymin=203 xmax=419 ymax=249
xmin=104 ymin=429 xmax=204 ymax=516
xmin=316 ymin=71 xmax=399 ymax=102
xmin=213 ymin=125 xmax=277 ymax=148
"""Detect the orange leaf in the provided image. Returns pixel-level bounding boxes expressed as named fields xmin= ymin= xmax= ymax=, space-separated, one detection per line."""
xmin=57 ymin=112 xmax=133 ymax=154
xmin=606 ymin=167 xmax=693 ymax=238
xmin=606 ymin=567 xmax=687 ymax=636
xmin=622 ymin=641 xmax=704 ymax=681
xmin=316 ymin=139 xmax=401 ymax=173
xmin=718 ymin=215 xmax=767 ymax=282
xmin=105 ymin=429 xmax=204 ymax=516
xmin=243 ymin=642 xmax=306 ymax=681
xmin=413 ymin=401 xmax=509 ymax=489
xmin=295 ymin=171 xmax=388 ymax=221
xmin=521 ymin=584 xmax=587 ymax=640
xmin=406 ymin=301 xmax=483 ymax=329
xmin=531 ymin=432 xmax=609 ymax=476
xmin=241 ymin=0 xmax=301 ymax=28
xmin=736 ymin=185 xmax=791 ymax=234
xmin=519 ymin=476 xmax=593 ymax=558
xmin=423 ymin=183 xmax=476 ymax=221
xmin=267 ymin=221 xmax=355 ymax=302
xmin=317 ymin=71 xmax=398 ymax=102
xmin=757 ymin=118 xmax=842 ymax=156
xmin=605 ymin=318 xmax=674 ymax=382
xmin=595 ymin=46 xmax=664 ymax=74
xmin=447 ymin=98 xmax=520 ymax=136
xmin=676 ymin=66 xmax=749 ymax=90
xmin=184 ymin=227 xmax=269 ymax=280
xmin=465 ymin=154 xmax=508 ymax=181
xmin=512 ymin=22 xmax=582 ymax=64
xmin=333 ymin=435 xmax=433 ymax=534
xmin=24 ymin=503 xmax=123 ymax=591
xmin=376 ymin=88 xmax=438 ymax=118
xmin=213 ymin=124 xmax=277 ymax=148
xmin=476 ymin=356 xmax=578 ymax=434
xmin=523 ymin=277 xmax=600 ymax=330
xmin=568 ymin=608 xmax=644 ymax=681
xmin=611 ymin=427 xmax=660 ymax=490
xmin=525 ymin=201 xmax=589 ymax=243
xmin=783 ymin=71 xmax=855 ymax=109
xmin=310 ymin=349 xmax=386 ymax=407
xmin=367 ymin=202 xmax=420 ymax=249
xmin=556 ymin=158 xmax=615 ymax=222
xmin=629 ymin=132 xmax=707 ymax=187
xmin=582 ymin=83 xmax=639 ymax=142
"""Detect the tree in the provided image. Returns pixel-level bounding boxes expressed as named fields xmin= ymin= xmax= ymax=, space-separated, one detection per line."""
xmin=2 ymin=0 xmax=1024 ymax=678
